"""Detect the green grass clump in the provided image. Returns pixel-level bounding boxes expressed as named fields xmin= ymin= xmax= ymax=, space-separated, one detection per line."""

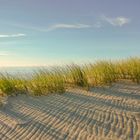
xmin=116 ymin=57 xmax=140 ymax=83
xmin=86 ymin=61 xmax=116 ymax=86
xmin=65 ymin=64 xmax=89 ymax=89
xmin=28 ymin=70 xmax=65 ymax=96
xmin=0 ymin=57 xmax=140 ymax=97
xmin=0 ymin=74 xmax=27 ymax=96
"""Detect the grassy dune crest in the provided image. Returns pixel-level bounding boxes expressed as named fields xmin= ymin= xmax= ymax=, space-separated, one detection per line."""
xmin=28 ymin=70 xmax=65 ymax=96
xmin=0 ymin=57 xmax=140 ymax=96
xmin=116 ymin=57 xmax=140 ymax=83
xmin=85 ymin=61 xmax=116 ymax=86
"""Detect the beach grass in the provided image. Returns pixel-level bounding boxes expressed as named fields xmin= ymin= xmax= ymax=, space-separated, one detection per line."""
xmin=0 ymin=57 xmax=140 ymax=96
xmin=28 ymin=70 xmax=66 ymax=96
xmin=85 ymin=61 xmax=116 ymax=86
xmin=65 ymin=64 xmax=89 ymax=89
xmin=0 ymin=74 xmax=27 ymax=96
xmin=115 ymin=57 xmax=140 ymax=83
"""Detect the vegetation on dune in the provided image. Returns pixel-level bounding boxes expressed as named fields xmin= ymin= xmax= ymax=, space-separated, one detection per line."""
xmin=116 ymin=57 xmax=140 ymax=83
xmin=28 ymin=70 xmax=65 ymax=96
xmin=85 ymin=61 xmax=116 ymax=86
xmin=0 ymin=74 xmax=27 ymax=96
xmin=66 ymin=64 xmax=89 ymax=88
xmin=0 ymin=57 xmax=140 ymax=96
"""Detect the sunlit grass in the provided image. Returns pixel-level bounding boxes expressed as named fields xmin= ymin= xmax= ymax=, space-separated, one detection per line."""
xmin=0 ymin=74 xmax=27 ymax=96
xmin=0 ymin=57 xmax=140 ymax=97
xmin=116 ymin=57 xmax=140 ymax=83
xmin=65 ymin=64 xmax=89 ymax=89
xmin=85 ymin=61 xmax=116 ymax=86
xmin=28 ymin=69 xmax=66 ymax=96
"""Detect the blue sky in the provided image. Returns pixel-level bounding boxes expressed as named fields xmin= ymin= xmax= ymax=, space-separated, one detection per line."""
xmin=0 ymin=0 xmax=140 ymax=66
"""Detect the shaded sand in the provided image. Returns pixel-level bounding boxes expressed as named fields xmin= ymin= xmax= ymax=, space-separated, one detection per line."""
xmin=0 ymin=81 xmax=140 ymax=140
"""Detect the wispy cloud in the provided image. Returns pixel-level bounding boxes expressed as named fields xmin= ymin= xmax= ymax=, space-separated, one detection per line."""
xmin=4 ymin=16 xmax=130 ymax=34
xmin=101 ymin=15 xmax=130 ymax=27
xmin=45 ymin=23 xmax=91 ymax=32
xmin=0 ymin=33 xmax=26 ymax=38
xmin=7 ymin=22 xmax=93 ymax=32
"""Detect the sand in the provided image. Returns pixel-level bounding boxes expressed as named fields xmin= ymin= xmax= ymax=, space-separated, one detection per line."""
xmin=0 ymin=81 xmax=140 ymax=140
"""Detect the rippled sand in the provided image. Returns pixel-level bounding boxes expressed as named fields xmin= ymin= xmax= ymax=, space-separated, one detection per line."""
xmin=0 ymin=81 xmax=140 ymax=140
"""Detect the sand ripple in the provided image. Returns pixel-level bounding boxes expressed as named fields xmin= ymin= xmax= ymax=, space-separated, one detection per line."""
xmin=0 ymin=81 xmax=140 ymax=140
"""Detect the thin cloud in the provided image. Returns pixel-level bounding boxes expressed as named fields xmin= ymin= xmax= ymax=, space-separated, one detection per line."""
xmin=6 ymin=22 xmax=100 ymax=32
xmin=46 ymin=23 xmax=91 ymax=32
xmin=102 ymin=15 xmax=130 ymax=27
xmin=0 ymin=33 xmax=26 ymax=38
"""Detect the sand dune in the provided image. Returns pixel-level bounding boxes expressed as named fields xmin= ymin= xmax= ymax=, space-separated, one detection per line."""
xmin=0 ymin=81 xmax=140 ymax=140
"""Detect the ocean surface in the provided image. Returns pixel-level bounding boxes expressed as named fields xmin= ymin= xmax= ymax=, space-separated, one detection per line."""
xmin=0 ymin=67 xmax=47 ymax=76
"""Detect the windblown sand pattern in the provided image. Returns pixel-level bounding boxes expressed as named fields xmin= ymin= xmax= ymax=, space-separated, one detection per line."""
xmin=0 ymin=81 xmax=140 ymax=140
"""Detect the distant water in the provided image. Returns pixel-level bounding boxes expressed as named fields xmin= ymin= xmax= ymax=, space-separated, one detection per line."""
xmin=0 ymin=67 xmax=47 ymax=77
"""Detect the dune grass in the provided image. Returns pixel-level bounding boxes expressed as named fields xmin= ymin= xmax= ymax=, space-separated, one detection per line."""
xmin=0 ymin=74 xmax=27 ymax=96
xmin=115 ymin=57 xmax=140 ymax=83
xmin=85 ymin=61 xmax=116 ymax=86
xmin=28 ymin=70 xmax=65 ymax=96
xmin=0 ymin=57 xmax=140 ymax=96
xmin=65 ymin=64 xmax=89 ymax=89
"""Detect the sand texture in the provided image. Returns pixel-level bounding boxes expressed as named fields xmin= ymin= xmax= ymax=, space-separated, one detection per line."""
xmin=0 ymin=81 xmax=140 ymax=140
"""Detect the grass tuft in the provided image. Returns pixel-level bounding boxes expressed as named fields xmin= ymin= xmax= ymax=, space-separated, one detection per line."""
xmin=65 ymin=64 xmax=89 ymax=89
xmin=28 ymin=69 xmax=66 ymax=96
xmin=0 ymin=57 xmax=140 ymax=97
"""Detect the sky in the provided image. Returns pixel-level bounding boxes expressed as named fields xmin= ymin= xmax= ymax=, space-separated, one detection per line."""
xmin=0 ymin=0 xmax=140 ymax=67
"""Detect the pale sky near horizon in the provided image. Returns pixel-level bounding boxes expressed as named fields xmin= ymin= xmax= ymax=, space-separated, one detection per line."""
xmin=0 ymin=0 xmax=140 ymax=66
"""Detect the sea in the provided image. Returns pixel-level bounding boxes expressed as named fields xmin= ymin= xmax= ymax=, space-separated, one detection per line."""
xmin=0 ymin=67 xmax=48 ymax=77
